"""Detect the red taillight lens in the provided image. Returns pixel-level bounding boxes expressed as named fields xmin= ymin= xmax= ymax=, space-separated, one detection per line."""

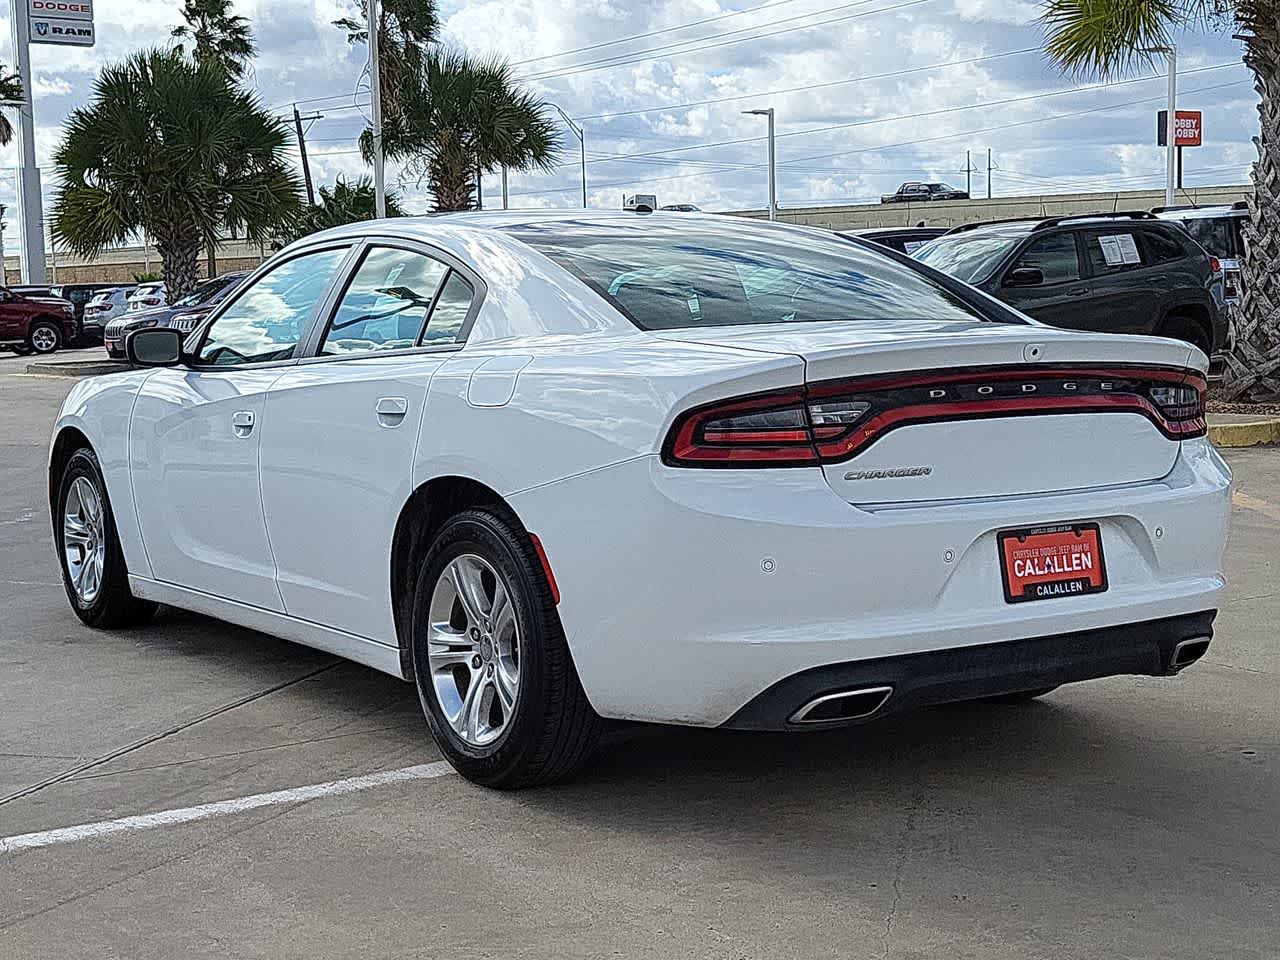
xmin=664 ymin=367 xmax=1207 ymax=468
xmin=1210 ymin=257 xmax=1222 ymax=273
xmin=665 ymin=390 xmax=820 ymax=466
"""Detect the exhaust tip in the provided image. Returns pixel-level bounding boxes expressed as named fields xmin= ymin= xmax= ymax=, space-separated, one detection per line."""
xmin=1170 ymin=636 xmax=1212 ymax=672
xmin=789 ymin=685 xmax=894 ymax=725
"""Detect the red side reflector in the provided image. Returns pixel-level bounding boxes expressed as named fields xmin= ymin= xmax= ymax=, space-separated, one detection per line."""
xmin=529 ymin=533 xmax=560 ymax=605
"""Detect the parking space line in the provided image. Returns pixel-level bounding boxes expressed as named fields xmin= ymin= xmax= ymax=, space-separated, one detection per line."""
xmin=1233 ymin=490 xmax=1280 ymax=522
xmin=0 ymin=761 xmax=455 ymax=855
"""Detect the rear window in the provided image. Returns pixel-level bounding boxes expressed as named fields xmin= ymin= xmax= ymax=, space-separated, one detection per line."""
xmin=505 ymin=219 xmax=991 ymax=331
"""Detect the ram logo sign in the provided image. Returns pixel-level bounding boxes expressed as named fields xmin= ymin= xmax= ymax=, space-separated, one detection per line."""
xmin=27 ymin=0 xmax=95 ymax=47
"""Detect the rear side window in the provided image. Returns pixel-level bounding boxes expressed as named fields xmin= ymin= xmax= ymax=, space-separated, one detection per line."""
xmin=1009 ymin=234 xmax=1081 ymax=284
xmin=1082 ymin=229 xmax=1147 ymax=275
xmin=1181 ymin=217 xmax=1241 ymax=259
xmin=321 ymin=247 xmax=449 ymax=355
xmin=506 ymin=219 xmax=992 ymax=330
xmin=1141 ymin=227 xmax=1190 ymax=264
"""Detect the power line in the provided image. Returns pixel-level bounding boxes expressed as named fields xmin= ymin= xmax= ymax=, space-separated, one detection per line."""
xmin=562 ymin=61 xmax=1240 ymax=169
xmin=575 ymin=46 xmax=1040 ymax=122
xmin=516 ymin=0 xmax=932 ymax=83
xmin=511 ymin=0 xmax=812 ymax=67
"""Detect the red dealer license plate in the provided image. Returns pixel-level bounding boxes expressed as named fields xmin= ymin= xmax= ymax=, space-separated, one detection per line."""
xmin=997 ymin=522 xmax=1108 ymax=604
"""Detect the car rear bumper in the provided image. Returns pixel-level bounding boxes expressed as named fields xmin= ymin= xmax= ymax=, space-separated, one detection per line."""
xmin=723 ymin=610 xmax=1215 ymax=729
xmin=509 ymin=437 xmax=1231 ymax=727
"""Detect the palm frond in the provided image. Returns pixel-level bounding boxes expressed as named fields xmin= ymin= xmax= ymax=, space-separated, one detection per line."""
xmin=1041 ymin=0 xmax=1190 ymax=77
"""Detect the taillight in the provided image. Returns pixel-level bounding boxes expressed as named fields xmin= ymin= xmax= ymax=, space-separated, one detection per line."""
xmin=663 ymin=367 xmax=1206 ymax=468
xmin=1210 ymin=257 xmax=1222 ymax=273
xmin=665 ymin=390 xmax=819 ymax=466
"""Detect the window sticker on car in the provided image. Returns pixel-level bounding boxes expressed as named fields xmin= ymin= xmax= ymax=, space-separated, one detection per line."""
xmin=1099 ymin=234 xmax=1141 ymax=266
xmin=903 ymin=241 xmax=926 ymax=254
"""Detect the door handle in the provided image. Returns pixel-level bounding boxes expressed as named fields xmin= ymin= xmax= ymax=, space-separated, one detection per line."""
xmin=1068 ymin=287 xmax=1089 ymax=296
xmin=232 ymin=410 xmax=255 ymax=438
xmin=1147 ymin=274 xmax=1168 ymax=283
xmin=376 ymin=396 xmax=409 ymax=426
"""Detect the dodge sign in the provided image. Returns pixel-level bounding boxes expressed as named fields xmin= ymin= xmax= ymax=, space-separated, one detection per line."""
xmin=28 ymin=0 xmax=95 ymax=47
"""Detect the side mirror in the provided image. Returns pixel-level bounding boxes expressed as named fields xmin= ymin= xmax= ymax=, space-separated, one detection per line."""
xmin=1005 ymin=267 xmax=1044 ymax=288
xmin=126 ymin=327 xmax=183 ymax=367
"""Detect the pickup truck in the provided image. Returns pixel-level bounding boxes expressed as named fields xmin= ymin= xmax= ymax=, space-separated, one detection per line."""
xmin=881 ymin=182 xmax=970 ymax=203
xmin=0 ymin=286 xmax=77 ymax=355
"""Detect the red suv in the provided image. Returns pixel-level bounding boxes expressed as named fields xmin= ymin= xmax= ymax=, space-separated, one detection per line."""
xmin=0 ymin=286 xmax=78 ymax=355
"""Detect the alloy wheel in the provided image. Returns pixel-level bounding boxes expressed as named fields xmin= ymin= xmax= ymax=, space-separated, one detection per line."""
xmin=64 ymin=477 xmax=106 ymax=604
xmin=31 ymin=326 xmax=59 ymax=352
xmin=426 ymin=554 xmax=521 ymax=747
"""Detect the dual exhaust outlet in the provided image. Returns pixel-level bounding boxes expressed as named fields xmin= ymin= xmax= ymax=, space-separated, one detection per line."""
xmin=788 ymin=635 xmax=1212 ymax=725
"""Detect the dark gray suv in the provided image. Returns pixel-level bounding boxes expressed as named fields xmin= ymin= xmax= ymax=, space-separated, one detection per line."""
xmin=914 ymin=212 xmax=1227 ymax=359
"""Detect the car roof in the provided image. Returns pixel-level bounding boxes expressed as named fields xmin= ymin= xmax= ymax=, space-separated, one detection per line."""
xmin=851 ymin=226 xmax=947 ymax=237
xmin=1153 ymin=205 xmax=1248 ymax=221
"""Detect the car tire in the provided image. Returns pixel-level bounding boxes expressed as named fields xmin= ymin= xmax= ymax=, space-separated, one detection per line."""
xmin=1159 ymin=314 xmax=1212 ymax=357
xmin=410 ymin=507 xmax=601 ymax=788
xmin=55 ymin=447 xmax=158 ymax=629
xmin=981 ymin=686 xmax=1058 ymax=704
xmin=28 ymin=320 xmax=62 ymax=354
xmin=11 ymin=344 xmax=33 ymax=356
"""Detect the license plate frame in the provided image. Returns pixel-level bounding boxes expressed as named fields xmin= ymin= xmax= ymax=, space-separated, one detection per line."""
xmin=997 ymin=522 xmax=1108 ymax=604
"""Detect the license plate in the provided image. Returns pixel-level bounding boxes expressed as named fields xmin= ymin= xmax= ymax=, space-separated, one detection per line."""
xmin=997 ymin=522 xmax=1107 ymax=604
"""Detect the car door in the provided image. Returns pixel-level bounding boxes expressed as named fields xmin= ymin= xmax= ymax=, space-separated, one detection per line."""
xmin=259 ymin=241 xmax=482 ymax=643
xmin=128 ymin=245 xmax=354 ymax=610
xmin=995 ymin=232 xmax=1091 ymax=329
xmin=1075 ymin=227 xmax=1161 ymax=334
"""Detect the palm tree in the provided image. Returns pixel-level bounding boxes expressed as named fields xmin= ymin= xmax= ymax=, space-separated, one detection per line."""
xmin=370 ymin=48 xmax=560 ymax=211
xmin=52 ymin=49 xmax=302 ymax=300
xmin=1041 ymin=0 xmax=1280 ymax=400
xmin=276 ymin=175 xmax=405 ymax=246
xmin=0 ymin=66 xmax=23 ymax=147
xmin=172 ymin=0 xmax=256 ymax=81
xmin=335 ymin=0 xmax=438 ymax=117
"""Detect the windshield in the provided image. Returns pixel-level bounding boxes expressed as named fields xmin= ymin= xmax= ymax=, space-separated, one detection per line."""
xmin=914 ymin=232 xmax=1023 ymax=284
xmin=173 ymin=276 xmax=233 ymax=308
xmin=504 ymin=219 xmax=993 ymax=331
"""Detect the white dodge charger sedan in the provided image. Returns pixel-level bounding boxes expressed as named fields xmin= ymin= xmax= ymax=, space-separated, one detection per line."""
xmin=49 ymin=212 xmax=1231 ymax=787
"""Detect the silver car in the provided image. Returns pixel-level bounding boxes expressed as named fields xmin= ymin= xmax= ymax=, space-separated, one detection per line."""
xmin=82 ymin=287 xmax=135 ymax=334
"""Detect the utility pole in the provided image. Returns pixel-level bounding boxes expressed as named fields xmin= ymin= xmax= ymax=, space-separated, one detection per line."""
xmin=742 ymin=108 xmax=776 ymax=220
xmin=987 ymin=148 xmax=993 ymax=199
xmin=368 ymin=0 xmax=386 ymax=218
xmin=966 ymin=149 xmax=972 ymax=197
xmin=8 ymin=9 xmax=47 ymax=284
xmin=1165 ymin=46 xmax=1177 ymax=205
xmin=501 ymin=167 xmax=509 ymax=210
xmin=0 ymin=206 xmax=7 ymax=286
xmin=293 ymin=105 xmax=321 ymax=206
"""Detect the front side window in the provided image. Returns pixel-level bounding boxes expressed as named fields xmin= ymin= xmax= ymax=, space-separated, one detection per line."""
xmin=507 ymin=219 xmax=993 ymax=331
xmin=321 ymin=247 xmax=450 ymax=355
xmin=1008 ymin=234 xmax=1082 ymax=285
xmin=197 ymin=247 xmax=348 ymax=366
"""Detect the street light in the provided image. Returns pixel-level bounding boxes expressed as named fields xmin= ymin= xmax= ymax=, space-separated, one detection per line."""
xmin=742 ymin=108 xmax=776 ymax=221
xmin=1143 ymin=45 xmax=1177 ymax=206
xmin=550 ymin=104 xmax=587 ymax=208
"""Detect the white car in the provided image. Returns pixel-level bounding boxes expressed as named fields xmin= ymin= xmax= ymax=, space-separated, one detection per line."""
xmin=127 ymin=282 xmax=167 ymax=312
xmin=48 ymin=213 xmax=1231 ymax=787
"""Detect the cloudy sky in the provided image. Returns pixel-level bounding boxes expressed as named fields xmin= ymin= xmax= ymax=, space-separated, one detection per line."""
xmin=0 ymin=0 xmax=1259 ymax=245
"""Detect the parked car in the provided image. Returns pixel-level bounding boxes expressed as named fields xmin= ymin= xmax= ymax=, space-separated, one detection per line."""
xmin=659 ymin=204 xmax=701 ymax=212
xmin=881 ymin=182 xmax=969 ymax=203
xmin=841 ymin=225 xmax=948 ymax=254
xmin=105 ymin=273 xmax=247 ymax=359
xmin=56 ymin=284 xmax=135 ymax=345
xmin=1153 ymin=202 xmax=1247 ymax=306
xmin=50 ymin=211 xmax=1228 ymax=788
xmin=82 ymin=287 xmax=137 ymax=338
xmin=126 ymin=282 xmax=168 ymax=312
xmin=0 ymin=285 xmax=77 ymax=355
xmin=912 ymin=212 xmax=1227 ymax=358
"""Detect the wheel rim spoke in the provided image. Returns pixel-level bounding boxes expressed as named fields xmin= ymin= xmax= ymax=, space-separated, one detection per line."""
xmin=424 ymin=552 xmax=522 ymax=748
xmin=63 ymin=477 xmax=105 ymax=604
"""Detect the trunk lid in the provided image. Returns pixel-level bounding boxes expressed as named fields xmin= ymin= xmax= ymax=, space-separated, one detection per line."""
xmin=655 ymin=320 xmax=1200 ymax=504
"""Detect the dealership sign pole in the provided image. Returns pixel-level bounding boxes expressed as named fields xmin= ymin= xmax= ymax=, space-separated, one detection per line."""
xmin=10 ymin=1 xmax=94 ymax=285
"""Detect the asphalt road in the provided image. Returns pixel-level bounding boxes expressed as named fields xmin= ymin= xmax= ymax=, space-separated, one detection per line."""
xmin=2 ymin=370 xmax=1277 ymax=960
